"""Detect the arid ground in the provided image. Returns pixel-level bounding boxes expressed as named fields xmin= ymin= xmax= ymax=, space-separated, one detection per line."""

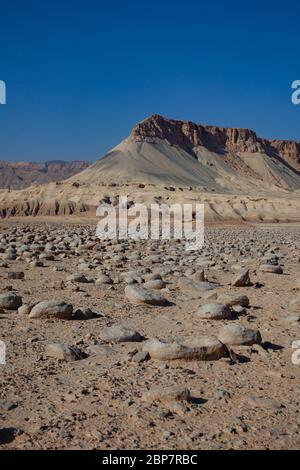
xmin=1 ymin=219 xmax=300 ymax=450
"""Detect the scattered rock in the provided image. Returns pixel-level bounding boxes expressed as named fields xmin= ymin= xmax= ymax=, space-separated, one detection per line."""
xmin=131 ymin=351 xmax=150 ymax=363
xmin=45 ymin=343 xmax=84 ymax=361
xmin=0 ymin=293 xmax=22 ymax=310
xmin=100 ymin=325 xmax=143 ymax=343
xmin=66 ymin=272 xmax=89 ymax=283
xmin=217 ymin=294 xmax=250 ymax=307
xmin=142 ymin=336 xmax=227 ymax=361
xmin=125 ymin=285 xmax=168 ymax=305
xmin=143 ymin=279 xmax=166 ymax=290
xmin=232 ymin=269 xmax=251 ymax=287
xmin=259 ymin=264 xmax=283 ymax=274
xmin=197 ymin=303 xmax=233 ymax=320
xmin=7 ymin=271 xmax=24 ymax=280
xmin=142 ymin=385 xmax=191 ymax=403
xmin=218 ymin=324 xmax=262 ymax=346
xmin=95 ymin=274 xmax=113 ymax=285
xmin=246 ymin=396 xmax=283 ymax=410
xmin=28 ymin=300 xmax=73 ymax=319
xmin=0 ymin=401 xmax=18 ymax=411
xmin=178 ymin=277 xmax=216 ymax=296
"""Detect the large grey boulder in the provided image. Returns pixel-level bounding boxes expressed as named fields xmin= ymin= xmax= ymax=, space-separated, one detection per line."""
xmin=218 ymin=324 xmax=262 ymax=346
xmin=142 ymin=336 xmax=227 ymax=361
xmin=29 ymin=300 xmax=73 ymax=319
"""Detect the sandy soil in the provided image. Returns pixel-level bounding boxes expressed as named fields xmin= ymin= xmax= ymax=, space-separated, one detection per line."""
xmin=0 ymin=220 xmax=300 ymax=450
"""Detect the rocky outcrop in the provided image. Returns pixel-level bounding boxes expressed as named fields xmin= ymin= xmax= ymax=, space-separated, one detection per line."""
xmin=265 ymin=140 xmax=300 ymax=171
xmin=131 ymin=115 xmax=263 ymax=154
xmin=0 ymin=199 xmax=93 ymax=218
xmin=131 ymin=115 xmax=300 ymax=165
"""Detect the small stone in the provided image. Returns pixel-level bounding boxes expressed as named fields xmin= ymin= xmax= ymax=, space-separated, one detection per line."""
xmin=232 ymin=305 xmax=247 ymax=315
xmin=218 ymin=324 xmax=262 ymax=346
xmin=18 ymin=300 xmax=38 ymax=316
xmin=192 ymin=270 xmax=205 ymax=282
xmin=246 ymin=396 xmax=283 ymax=410
xmin=203 ymin=291 xmax=218 ymax=301
xmin=143 ymin=279 xmax=166 ymax=290
xmin=67 ymin=272 xmax=89 ymax=283
xmin=0 ymin=293 xmax=22 ymax=310
xmin=131 ymin=351 xmax=149 ymax=363
xmin=45 ymin=343 xmax=84 ymax=361
xmin=178 ymin=277 xmax=216 ymax=296
xmin=292 ymin=279 xmax=300 ymax=291
xmin=197 ymin=303 xmax=232 ymax=320
xmin=51 ymin=280 xmax=66 ymax=290
xmin=167 ymin=401 xmax=189 ymax=415
xmin=142 ymin=385 xmax=191 ymax=403
xmin=29 ymin=300 xmax=73 ymax=319
xmin=259 ymin=264 xmax=283 ymax=274
xmin=214 ymin=389 xmax=231 ymax=400
xmin=7 ymin=271 xmax=24 ymax=280
xmin=217 ymin=294 xmax=249 ymax=307
xmin=74 ymin=308 xmax=97 ymax=319
xmin=0 ymin=401 xmax=17 ymax=411
xmin=285 ymin=314 xmax=300 ymax=322
xmin=125 ymin=285 xmax=168 ymax=306
xmin=232 ymin=269 xmax=251 ymax=287
xmin=95 ymin=274 xmax=113 ymax=285
xmin=30 ymin=260 xmax=44 ymax=267
xmin=100 ymin=325 xmax=143 ymax=343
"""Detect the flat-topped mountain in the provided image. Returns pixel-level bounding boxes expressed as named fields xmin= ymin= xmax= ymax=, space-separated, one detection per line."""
xmin=0 ymin=160 xmax=90 ymax=189
xmin=75 ymin=114 xmax=300 ymax=191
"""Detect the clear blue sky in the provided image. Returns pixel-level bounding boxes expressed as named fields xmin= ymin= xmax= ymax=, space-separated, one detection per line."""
xmin=0 ymin=0 xmax=300 ymax=162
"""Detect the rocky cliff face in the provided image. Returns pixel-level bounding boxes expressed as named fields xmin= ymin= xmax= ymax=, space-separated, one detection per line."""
xmin=0 ymin=160 xmax=91 ymax=189
xmin=265 ymin=140 xmax=300 ymax=170
xmin=131 ymin=115 xmax=300 ymax=169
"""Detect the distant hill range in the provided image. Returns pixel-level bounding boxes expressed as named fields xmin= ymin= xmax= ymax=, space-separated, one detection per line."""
xmin=0 ymin=160 xmax=90 ymax=189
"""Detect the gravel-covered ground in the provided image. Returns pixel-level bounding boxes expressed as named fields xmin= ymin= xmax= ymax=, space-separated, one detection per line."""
xmin=1 ymin=221 xmax=300 ymax=450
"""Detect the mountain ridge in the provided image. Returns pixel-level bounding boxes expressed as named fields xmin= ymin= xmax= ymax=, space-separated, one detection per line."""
xmin=130 ymin=115 xmax=300 ymax=170
xmin=76 ymin=114 xmax=300 ymax=191
xmin=0 ymin=160 xmax=91 ymax=189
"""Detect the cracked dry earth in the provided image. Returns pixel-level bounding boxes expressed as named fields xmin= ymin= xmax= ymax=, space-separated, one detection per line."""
xmin=1 ymin=220 xmax=300 ymax=450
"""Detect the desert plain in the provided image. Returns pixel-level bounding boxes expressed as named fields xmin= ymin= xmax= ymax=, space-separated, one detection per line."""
xmin=0 ymin=218 xmax=300 ymax=449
